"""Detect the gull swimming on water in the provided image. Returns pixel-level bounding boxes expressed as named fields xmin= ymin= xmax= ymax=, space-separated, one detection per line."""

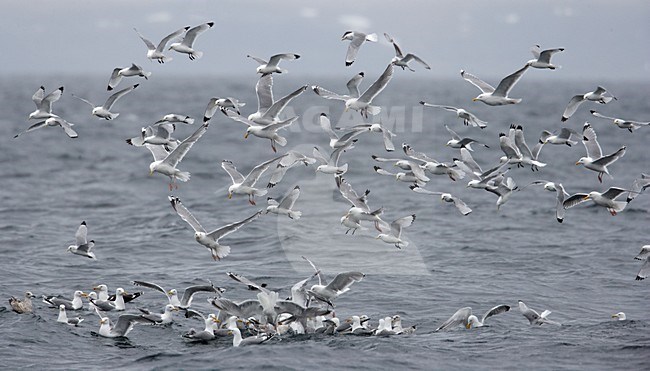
xmin=96 ymin=312 xmax=156 ymax=338
xmin=341 ymin=31 xmax=378 ymax=66
xmin=28 ymin=86 xmax=63 ymax=120
xmin=132 ymin=279 xmax=223 ymax=308
xmin=575 ymin=123 xmax=626 ymax=182
xmin=247 ymin=53 xmax=301 ymax=75
xmin=87 ymin=288 xmax=130 ymax=311
xmin=384 ymin=33 xmax=431 ymax=71
xmin=409 ymin=185 xmax=472 ymax=216
xmin=72 ymin=84 xmax=139 ymax=120
xmin=376 ymin=214 xmax=416 ymax=249
xmin=266 ymin=185 xmax=302 ymax=219
xmin=183 ymin=312 xmax=221 ymax=341
xmin=14 ymin=116 xmax=78 ymax=139
xmin=107 ymin=63 xmax=150 ymax=90
xmin=314 ymin=63 xmax=394 ymax=118
xmin=434 ymin=305 xmax=510 ymax=331
xmin=169 ymin=195 xmax=263 ymax=260
xmin=147 ymin=122 xmax=209 ymax=190
xmin=527 ymin=44 xmax=565 ymax=69
xmin=134 ymin=25 xmax=189 ymax=63
xmin=168 ymin=22 xmax=214 ymax=60
xmin=43 ymin=290 xmax=85 ymax=310
xmin=561 ymin=86 xmax=616 ymax=122
xmin=461 ymin=64 xmax=529 ymax=105
xmin=9 ymin=292 xmax=35 ymax=314
xmin=66 ymin=221 xmax=96 ymax=260
xmin=518 ymin=300 xmax=560 ymax=326
xmin=420 ymin=101 xmax=487 ymax=128
xmin=57 ymin=305 xmax=84 ymax=326
xmin=634 ymin=245 xmax=650 ymax=280
xmin=222 ymin=155 xmax=287 ymax=204
xmin=612 ymin=312 xmax=626 ymax=321
xmin=137 ymin=304 xmax=179 ymax=325
xmin=589 ymin=110 xmax=650 ymax=133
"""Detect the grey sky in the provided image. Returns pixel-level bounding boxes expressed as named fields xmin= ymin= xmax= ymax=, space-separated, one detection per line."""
xmin=1 ymin=0 xmax=648 ymax=80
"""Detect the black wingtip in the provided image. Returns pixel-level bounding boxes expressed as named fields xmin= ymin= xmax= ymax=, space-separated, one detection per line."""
xmin=81 ymin=221 xmax=86 ymax=225
xmin=133 ymin=84 xmax=140 ymax=88
xmin=498 ymin=133 xmax=506 ymax=137
xmin=373 ymin=166 xmax=381 ymax=171
xmin=345 ymin=61 xmax=353 ymax=67
xmin=419 ymin=101 xmax=425 ymax=105
xmin=107 ymin=86 xmax=113 ymax=91
xmin=294 ymin=54 xmax=301 ymax=59
xmin=320 ymin=113 xmax=327 ymax=117
xmin=557 ymin=218 xmax=563 ymax=223
xmin=207 ymin=22 xmax=215 ymax=27
xmin=359 ymin=72 xmax=365 ymax=77
xmin=561 ymin=116 xmax=568 ymax=122
xmin=58 ymin=86 xmax=64 ymax=92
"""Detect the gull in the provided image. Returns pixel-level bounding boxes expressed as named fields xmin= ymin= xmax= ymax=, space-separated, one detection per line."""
xmin=266 ymin=150 xmax=316 ymax=188
xmin=246 ymin=74 xmax=308 ymax=125
xmin=247 ymin=53 xmax=300 ymax=75
xmin=391 ymin=315 xmax=417 ymax=335
xmin=493 ymin=176 xmax=518 ymax=211
xmin=72 ymin=84 xmax=139 ymax=120
xmin=539 ymin=127 xmax=579 ymax=146
xmin=561 ymin=86 xmax=617 ymax=122
xmin=612 ymin=312 xmax=627 ymax=321
xmin=87 ymin=288 xmax=129 ymax=311
xmin=371 ymin=155 xmax=430 ymax=183
xmin=634 ymin=245 xmax=650 ymax=281
xmin=341 ymin=122 xmax=396 ymax=152
xmin=527 ymin=44 xmax=565 ymax=69
xmin=147 ymin=122 xmax=209 ymax=190
xmin=137 ymin=304 xmax=179 ymax=325
xmin=223 ymin=111 xmax=298 ymax=152
xmin=155 ymin=114 xmax=194 ymax=125
xmin=203 ymin=97 xmax=245 ymax=120
xmin=308 ymin=271 xmax=365 ymax=307
xmin=275 ymin=301 xmax=331 ymax=333
xmin=374 ymin=317 xmax=397 ymax=336
xmin=57 ymin=305 xmax=84 ymax=326
xmin=341 ymin=31 xmax=378 ymax=66
xmin=319 ymin=113 xmax=369 ymax=149
xmin=420 ymin=101 xmax=487 ymax=128
xmin=345 ymin=315 xmax=374 ymax=335
xmin=168 ymin=195 xmax=263 ymax=260
xmin=28 ymin=86 xmax=63 ymax=120
xmin=384 ymin=33 xmax=431 ymax=71
xmin=403 ymin=143 xmax=464 ymax=181
xmin=134 ymin=25 xmax=189 ymax=63
xmin=434 ymin=305 xmax=510 ymax=331
xmin=222 ymin=154 xmax=287 ymax=204
xmin=43 ymin=291 xmax=85 ymax=310
xmin=287 ymin=266 xmax=322 ymax=307
xmin=14 ymin=116 xmax=78 ymax=139
xmin=314 ymin=63 xmax=394 ymax=118
xmin=132 ymin=280 xmax=222 ymax=308
xmin=575 ymin=123 xmax=626 ymax=182
xmin=210 ymin=297 xmax=263 ymax=321
xmin=461 ymin=64 xmax=529 ymax=105
xmin=66 ymin=221 xmax=96 ymax=260
xmin=452 ymin=147 xmax=504 ymax=182
xmin=107 ymin=63 xmax=150 ymax=90
xmin=563 ymin=187 xmax=632 ymax=216
xmin=628 ymin=173 xmax=650 ymax=202
xmin=313 ymin=140 xmax=356 ymax=175
xmin=513 ymin=125 xmax=546 ymax=171
xmin=409 ymin=185 xmax=472 ymax=216
xmin=127 ymin=123 xmax=180 ymax=150
xmin=96 ymin=313 xmax=156 ymax=338
xmin=376 ymin=214 xmax=416 ymax=249
xmin=266 ymin=185 xmax=302 ymax=219
xmin=374 ymin=166 xmax=426 ymax=186
xmin=337 ymin=176 xmax=385 ymax=234
xmin=444 ymin=124 xmax=489 ymax=151
xmin=169 ymin=22 xmax=214 ymax=60
xmin=518 ymin=300 xmax=560 ymax=326
xmin=498 ymin=130 xmax=523 ymax=167
xmin=521 ymin=181 xmax=569 ymax=223
xmin=228 ymin=328 xmax=274 ymax=347
xmin=590 ymin=110 xmax=650 ymax=133
xmin=92 ymin=284 xmax=142 ymax=303
xmin=182 ymin=312 xmax=221 ymax=341
xmin=8 ymin=292 xmax=35 ymax=314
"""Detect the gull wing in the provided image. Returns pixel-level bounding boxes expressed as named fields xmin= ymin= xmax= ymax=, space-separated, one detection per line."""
xmin=144 ymin=144 xmax=170 ymax=162
xmin=391 ymin=214 xmax=415 ymax=238
xmin=384 ymin=33 xmax=404 ymax=57
xmin=278 ymin=185 xmax=300 ymax=210
xmin=581 ymin=123 xmax=602 ymax=159
xmin=481 ymin=304 xmax=510 ymax=323
xmin=530 ymin=44 xmax=541 ymax=59
xmin=255 ymin=74 xmax=274 ymax=113
xmin=319 ymin=113 xmax=338 ymax=140
xmin=402 ymin=143 xmax=437 ymax=163
xmin=555 ymin=183 xmax=567 ymax=223
xmin=514 ymin=126 xmax=534 ymax=159
xmin=113 ymin=314 xmax=156 ymax=335
xmin=107 ymin=68 xmax=123 ymax=90
xmin=104 ymin=84 xmax=138 ymax=110
xmin=590 ymin=110 xmax=617 ymax=122
xmin=420 ymin=102 xmax=459 ymax=113
xmin=227 ymin=272 xmax=270 ymax=294
xmin=561 ymin=95 xmax=585 ymax=121
xmin=132 ymin=280 xmax=168 ymax=296
xmin=312 ymin=147 xmax=329 ymax=165
xmin=163 ymin=123 xmax=209 ymax=168
xmin=39 ymin=86 xmax=64 ymax=111
xmin=402 ymin=54 xmax=431 ymax=69
xmin=55 ymin=119 xmax=78 ymax=138
xmin=156 ymin=26 xmax=190 ymax=52
xmin=168 ymin=196 xmax=206 ymax=233
xmin=637 ymin=260 xmax=650 ymax=281
xmin=242 ymin=154 xmax=287 ymax=187
xmin=181 ymin=22 xmax=213 ymax=47
xmin=538 ymin=48 xmax=564 ymax=64
xmin=32 ymin=86 xmax=45 ymax=107
xmin=518 ymin=301 xmax=540 ymax=324
xmin=133 ymin=28 xmax=156 ymax=50
xmin=358 ymin=63 xmax=393 ymax=104
xmin=337 ymin=177 xmax=371 ymax=210
xmin=346 ymin=72 xmax=364 ymax=98
xmin=301 ymin=256 xmax=324 ymax=286
xmin=262 ymin=85 xmax=308 ymax=121
xmin=592 ymin=146 xmax=625 ymax=167
xmin=345 ymin=33 xmax=367 ymax=66
xmin=180 ymin=284 xmax=221 ymax=307
xmin=312 ymin=85 xmax=348 ymax=101
xmin=381 ymin=127 xmax=396 ymax=151
xmin=600 ymin=187 xmax=630 ymax=201
xmin=14 ymin=121 xmax=47 ymax=138
xmin=435 ymin=307 xmax=471 ymax=332
xmin=493 ymin=64 xmax=529 ymax=97
xmin=267 ymin=53 xmax=300 ymax=67
xmin=221 ymin=160 xmax=245 ymax=184
xmin=324 ymin=272 xmax=364 ymax=295
xmin=75 ymin=221 xmax=88 ymax=246
xmin=459 ymin=148 xmax=482 ymax=174
xmin=460 ymin=70 xmax=494 ymax=94
xmin=247 ymin=55 xmax=268 ymax=65
xmin=562 ymin=193 xmax=590 ymax=210
xmin=330 ymin=139 xmax=356 ymax=165
xmin=206 ymin=210 xmax=263 ymax=240
xmin=445 ymin=124 xmax=461 ymax=141
xmin=210 ymin=298 xmax=263 ymax=318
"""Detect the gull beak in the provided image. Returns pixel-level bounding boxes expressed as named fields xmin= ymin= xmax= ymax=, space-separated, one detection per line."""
xmin=611 ymin=314 xmax=617 ymax=318
xmin=227 ymin=330 xmax=233 ymax=335
xmin=466 ymin=323 xmax=472 ymax=329
xmin=472 ymin=98 xmax=478 ymax=102
xmin=172 ymin=307 xmax=179 ymax=311
xmin=583 ymin=195 xmax=590 ymax=200
xmin=167 ymin=290 xmax=174 ymax=296
xmin=149 ymin=169 xmax=153 ymax=176
xmin=344 ymin=107 xmax=349 ymax=112
xmin=81 ymin=293 xmax=89 ymax=297
xmin=575 ymin=161 xmax=581 ymax=165
xmin=228 ymin=193 xmax=232 ymax=199
xmin=244 ymin=133 xmax=249 ymax=139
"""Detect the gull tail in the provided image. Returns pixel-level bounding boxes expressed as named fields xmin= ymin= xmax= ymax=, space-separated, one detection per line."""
xmin=191 ymin=51 xmax=204 ymax=60
xmin=254 ymin=189 xmax=268 ymax=197
xmin=176 ymin=171 xmax=191 ymax=182
xmin=212 ymin=245 xmax=230 ymax=260
xmin=365 ymin=33 xmax=378 ymax=42
xmin=366 ymin=106 xmax=381 ymax=116
xmin=289 ymin=210 xmax=302 ymax=220
xmin=336 ymin=163 xmax=349 ymax=175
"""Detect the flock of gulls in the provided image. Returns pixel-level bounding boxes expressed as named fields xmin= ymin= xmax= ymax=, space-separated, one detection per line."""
xmin=7 ymin=21 xmax=650 ymax=348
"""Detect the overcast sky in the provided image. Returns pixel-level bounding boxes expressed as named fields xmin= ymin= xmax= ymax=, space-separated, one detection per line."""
xmin=1 ymin=0 xmax=648 ymax=80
